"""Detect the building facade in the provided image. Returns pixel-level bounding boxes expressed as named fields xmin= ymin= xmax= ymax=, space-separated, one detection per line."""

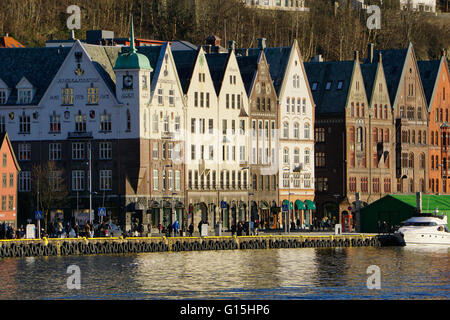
xmin=418 ymin=51 xmax=450 ymax=194
xmin=0 ymin=133 xmax=20 ymax=226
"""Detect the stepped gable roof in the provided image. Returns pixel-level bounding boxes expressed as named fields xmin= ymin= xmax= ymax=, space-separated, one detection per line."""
xmin=364 ymin=47 xmax=408 ymax=106
xmin=205 ymin=52 xmax=231 ymax=95
xmin=0 ymin=46 xmax=71 ymax=105
xmin=360 ymin=63 xmax=378 ymax=104
xmin=241 ymin=46 xmax=292 ymax=96
xmin=417 ymin=59 xmax=441 ymax=108
xmin=172 ymin=49 xmax=201 ymax=93
xmin=236 ymin=53 xmax=260 ymax=96
xmin=304 ymin=60 xmax=354 ymax=115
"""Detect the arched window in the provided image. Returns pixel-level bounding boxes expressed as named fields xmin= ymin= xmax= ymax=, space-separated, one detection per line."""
xmin=418 ymin=131 xmax=422 ymax=144
xmin=283 ymin=122 xmax=289 ymax=138
xmin=304 ymin=123 xmax=310 ymax=139
xmin=293 ymin=122 xmax=299 ymax=139
xmin=409 ymin=179 xmax=414 ymax=193
xmin=431 ymin=155 xmax=435 ymax=170
xmin=283 ymin=148 xmax=289 ymax=164
xmin=384 ymin=105 xmax=388 ymax=119
xmin=420 ymin=153 xmax=426 ymax=169
xmin=412 ymin=130 xmax=415 ymax=144
xmin=431 ymin=131 xmax=435 ymax=145
xmin=408 ymin=153 xmax=414 ymax=168
xmin=351 ymin=102 xmax=354 ymax=117
xmin=423 ymin=131 xmax=427 ymax=144
xmin=374 ymin=104 xmax=378 ymax=119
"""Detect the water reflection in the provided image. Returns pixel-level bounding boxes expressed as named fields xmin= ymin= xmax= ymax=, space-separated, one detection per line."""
xmin=0 ymin=247 xmax=448 ymax=300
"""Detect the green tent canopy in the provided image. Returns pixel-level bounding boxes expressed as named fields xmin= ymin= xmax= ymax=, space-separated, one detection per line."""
xmin=295 ymin=200 xmax=306 ymax=210
xmin=305 ymin=200 xmax=316 ymax=210
xmin=282 ymin=200 xmax=293 ymax=210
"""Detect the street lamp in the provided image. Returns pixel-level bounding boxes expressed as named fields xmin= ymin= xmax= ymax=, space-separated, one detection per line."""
xmin=164 ymin=164 xmax=177 ymax=236
xmin=283 ymin=167 xmax=292 ymax=234
xmin=241 ymin=166 xmax=251 ymax=223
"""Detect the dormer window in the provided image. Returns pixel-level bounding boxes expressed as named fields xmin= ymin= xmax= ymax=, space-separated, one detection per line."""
xmin=337 ymin=81 xmax=343 ymax=90
xmin=18 ymin=89 xmax=32 ymax=104
xmin=325 ymin=81 xmax=332 ymax=90
xmin=311 ymin=82 xmax=318 ymax=91
xmin=0 ymin=90 xmax=7 ymax=104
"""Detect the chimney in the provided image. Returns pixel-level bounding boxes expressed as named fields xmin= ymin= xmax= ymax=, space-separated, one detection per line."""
xmin=312 ymin=54 xmax=323 ymax=62
xmin=354 ymin=50 xmax=359 ymax=62
xmin=416 ymin=192 xmax=422 ymax=214
xmin=258 ymin=38 xmax=266 ymax=50
xmin=228 ymin=40 xmax=236 ymax=52
xmin=368 ymin=43 xmax=374 ymax=63
xmin=203 ymin=44 xmax=212 ymax=54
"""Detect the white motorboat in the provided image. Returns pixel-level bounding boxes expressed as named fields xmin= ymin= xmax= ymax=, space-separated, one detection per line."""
xmin=395 ymin=215 xmax=450 ymax=246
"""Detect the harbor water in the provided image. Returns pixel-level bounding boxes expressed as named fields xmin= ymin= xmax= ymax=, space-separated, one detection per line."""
xmin=0 ymin=246 xmax=448 ymax=300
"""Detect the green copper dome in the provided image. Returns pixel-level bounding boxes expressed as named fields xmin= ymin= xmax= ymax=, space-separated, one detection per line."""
xmin=114 ymin=17 xmax=152 ymax=71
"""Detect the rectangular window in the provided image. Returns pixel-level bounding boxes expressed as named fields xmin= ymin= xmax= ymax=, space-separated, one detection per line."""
xmin=19 ymin=114 xmax=31 ymax=134
xmin=99 ymin=170 xmax=112 ymax=191
xmin=191 ymin=118 xmax=196 ymax=134
xmin=18 ymin=171 xmax=31 ymax=192
xmin=384 ymin=178 xmax=391 ymax=193
xmin=100 ymin=113 xmax=112 ymax=132
xmin=153 ymin=170 xmax=159 ymax=190
xmin=168 ymin=170 xmax=173 ymax=190
xmin=175 ymin=170 xmax=181 ymax=191
xmin=18 ymin=143 xmax=31 ymax=161
xmin=49 ymin=143 xmax=62 ymax=161
xmin=348 ymin=177 xmax=356 ymax=192
xmin=209 ymin=119 xmax=214 ymax=134
xmin=158 ymin=88 xmax=163 ymax=105
xmin=75 ymin=113 xmax=87 ymax=132
xmin=152 ymin=142 xmax=159 ymax=160
xmin=72 ymin=142 xmax=85 ymax=160
xmin=87 ymin=87 xmax=99 ymax=104
xmin=191 ymin=145 xmax=196 ymax=160
xmin=62 ymin=87 xmax=73 ymax=105
xmin=1 ymin=196 xmax=5 ymax=211
xmin=9 ymin=173 xmax=14 ymax=188
xmin=2 ymin=153 xmax=5 ymax=167
xmin=240 ymin=120 xmax=245 ymax=135
xmin=206 ymin=92 xmax=210 ymax=108
xmin=8 ymin=195 xmax=13 ymax=210
xmin=99 ymin=142 xmax=112 ymax=160
xmin=49 ymin=113 xmax=61 ymax=133
xmin=0 ymin=90 xmax=7 ymax=104
xmin=72 ymin=170 xmax=85 ymax=191
xmin=169 ymin=90 xmax=175 ymax=106
xmin=304 ymin=173 xmax=311 ymax=188
xmin=0 ymin=116 xmax=5 ymax=133
xmin=2 ymin=174 xmax=6 ymax=188
xmin=226 ymin=94 xmax=230 ymax=108
xmin=152 ymin=114 xmax=159 ymax=133
xmin=200 ymin=92 xmax=204 ymax=107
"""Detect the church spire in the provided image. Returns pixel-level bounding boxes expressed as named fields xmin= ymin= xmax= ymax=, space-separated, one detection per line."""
xmin=130 ymin=15 xmax=136 ymax=53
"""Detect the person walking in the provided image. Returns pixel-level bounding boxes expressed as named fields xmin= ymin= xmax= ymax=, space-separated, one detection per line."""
xmin=158 ymin=223 xmax=162 ymax=234
xmin=188 ymin=223 xmax=194 ymax=237
xmin=172 ymin=220 xmax=180 ymax=236
xmin=85 ymin=223 xmax=91 ymax=238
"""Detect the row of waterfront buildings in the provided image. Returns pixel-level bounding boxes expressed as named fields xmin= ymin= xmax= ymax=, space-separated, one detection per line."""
xmin=0 ymin=23 xmax=449 ymax=233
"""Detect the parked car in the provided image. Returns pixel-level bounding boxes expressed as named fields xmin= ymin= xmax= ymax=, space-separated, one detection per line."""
xmin=94 ymin=222 xmax=123 ymax=237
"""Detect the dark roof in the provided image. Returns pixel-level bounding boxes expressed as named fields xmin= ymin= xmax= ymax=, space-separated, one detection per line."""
xmin=172 ymin=49 xmax=200 ymax=93
xmin=236 ymin=54 xmax=260 ymax=95
xmin=304 ymin=61 xmax=354 ymax=114
xmin=0 ymin=47 xmax=71 ymax=105
xmin=171 ymin=40 xmax=198 ymax=51
xmin=360 ymin=63 xmax=378 ymax=104
xmin=364 ymin=48 xmax=408 ymax=106
xmin=238 ymin=47 xmax=292 ymax=96
xmin=205 ymin=52 xmax=231 ymax=94
xmin=417 ymin=59 xmax=441 ymax=108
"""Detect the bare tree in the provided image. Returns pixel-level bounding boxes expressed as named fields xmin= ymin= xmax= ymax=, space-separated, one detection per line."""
xmin=31 ymin=161 xmax=69 ymax=232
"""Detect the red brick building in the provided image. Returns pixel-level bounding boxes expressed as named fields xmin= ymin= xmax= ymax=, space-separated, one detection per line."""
xmin=0 ymin=132 xmax=20 ymax=226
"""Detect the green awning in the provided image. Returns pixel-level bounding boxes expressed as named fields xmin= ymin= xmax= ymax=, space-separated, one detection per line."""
xmin=282 ymin=200 xmax=293 ymax=210
xmin=295 ymin=200 xmax=306 ymax=210
xmin=305 ymin=200 xmax=316 ymax=210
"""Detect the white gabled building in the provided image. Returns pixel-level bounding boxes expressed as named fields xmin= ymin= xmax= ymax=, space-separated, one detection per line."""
xmin=204 ymin=48 xmax=250 ymax=231
xmin=245 ymin=39 xmax=316 ymax=229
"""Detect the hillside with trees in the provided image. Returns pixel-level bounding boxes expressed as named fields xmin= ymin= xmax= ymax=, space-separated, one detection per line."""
xmin=0 ymin=0 xmax=448 ymax=61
